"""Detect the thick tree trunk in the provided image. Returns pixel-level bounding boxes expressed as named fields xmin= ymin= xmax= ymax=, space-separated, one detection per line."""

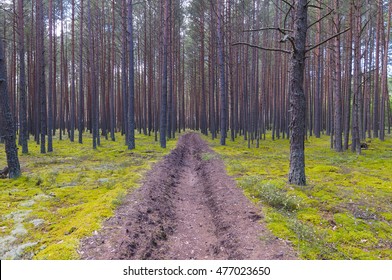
xmin=0 ymin=38 xmax=21 ymax=178
xmin=288 ymin=0 xmax=308 ymax=186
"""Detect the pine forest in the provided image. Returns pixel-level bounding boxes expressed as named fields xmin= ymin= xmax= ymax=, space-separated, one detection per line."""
xmin=0 ymin=0 xmax=392 ymax=261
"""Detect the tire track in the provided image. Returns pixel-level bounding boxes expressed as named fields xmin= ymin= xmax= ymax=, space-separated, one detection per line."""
xmin=80 ymin=133 xmax=296 ymax=260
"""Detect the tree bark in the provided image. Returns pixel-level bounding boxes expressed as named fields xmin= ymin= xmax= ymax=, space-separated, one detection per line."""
xmin=288 ymin=0 xmax=308 ymax=186
xmin=333 ymin=0 xmax=343 ymax=152
xmin=48 ymin=0 xmax=54 ymax=152
xmin=127 ymin=0 xmax=135 ymax=150
xmin=37 ymin=0 xmax=46 ymax=154
xmin=17 ymin=0 xmax=28 ymax=154
xmin=0 ymin=38 xmax=21 ymax=178
xmin=217 ymin=0 xmax=227 ymax=146
xmin=160 ymin=0 xmax=169 ymax=148
xmin=79 ymin=0 xmax=84 ymax=144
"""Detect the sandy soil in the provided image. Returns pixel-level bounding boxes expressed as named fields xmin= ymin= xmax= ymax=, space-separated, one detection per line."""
xmin=79 ymin=133 xmax=296 ymax=260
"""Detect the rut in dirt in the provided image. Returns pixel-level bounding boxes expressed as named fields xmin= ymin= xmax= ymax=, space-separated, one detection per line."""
xmin=79 ymin=133 xmax=296 ymax=260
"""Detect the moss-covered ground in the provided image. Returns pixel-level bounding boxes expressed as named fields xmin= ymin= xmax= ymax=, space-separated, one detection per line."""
xmin=203 ymin=133 xmax=392 ymax=260
xmin=0 ymin=132 xmax=178 ymax=259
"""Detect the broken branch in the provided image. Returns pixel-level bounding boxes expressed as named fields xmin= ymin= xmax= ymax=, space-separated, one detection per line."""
xmin=307 ymin=9 xmax=334 ymax=30
xmin=305 ymin=28 xmax=350 ymax=53
xmin=243 ymin=27 xmax=293 ymax=35
xmin=232 ymin=42 xmax=291 ymax=54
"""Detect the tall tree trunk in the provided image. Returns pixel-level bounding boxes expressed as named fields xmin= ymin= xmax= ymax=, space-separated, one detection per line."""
xmin=160 ymin=0 xmax=169 ymax=148
xmin=373 ymin=0 xmax=381 ymax=138
xmin=87 ymin=0 xmax=98 ymax=149
xmin=37 ymin=0 xmax=46 ymax=154
xmin=127 ymin=0 xmax=135 ymax=149
xmin=17 ymin=0 xmax=28 ymax=154
xmin=333 ymin=0 xmax=343 ymax=152
xmin=343 ymin=7 xmax=353 ymax=151
xmin=351 ymin=1 xmax=361 ymax=154
xmin=209 ymin=0 xmax=216 ymax=139
xmin=78 ymin=0 xmax=84 ymax=144
xmin=48 ymin=0 xmax=54 ymax=152
xmin=380 ymin=1 xmax=391 ymax=141
xmin=217 ymin=0 xmax=227 ymax=146
xmin=121 ymin=0 xmax=128 ymax=137
xmin=59 ymin=0 xmax=64 ymax=141
xmin=200 ymin=2 xmax=207 ymax=136
xmin=288 ymin=0 xmax=308 ymax=186
xmin=110 ymin=0 xmax=116 ymax=141
xmin=70 ymin=0 xmax=76 ymax=142
xmin=0 ymin=36 xmax=21 ymax=178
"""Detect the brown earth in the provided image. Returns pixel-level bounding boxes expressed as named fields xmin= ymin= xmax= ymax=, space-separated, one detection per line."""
xmin=79 ymin=133 xmax=296 ymax=260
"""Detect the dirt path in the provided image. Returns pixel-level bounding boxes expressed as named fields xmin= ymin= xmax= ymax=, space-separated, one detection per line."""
xmin=79 ymin=133 xmax=296 ymax=260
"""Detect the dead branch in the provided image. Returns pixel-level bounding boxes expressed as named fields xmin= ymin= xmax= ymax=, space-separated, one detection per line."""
xmin=243 ymin=27 xmax=293 ymax=35
xmin=232 ymin=42 xmax=291 ymax=54
xmin=305 ymin=28 xmax=350 ymax=53
xmin=307 ymin=5 xmax=323 ymax=9
xmin=307 ymin=9 xmax=334 ymax=30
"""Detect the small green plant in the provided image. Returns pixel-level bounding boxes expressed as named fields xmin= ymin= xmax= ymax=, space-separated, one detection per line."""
xmin=258 ymin=182 xmax=302 ymax=212
xmin=240 ymin=176 xmax=302 ymax=212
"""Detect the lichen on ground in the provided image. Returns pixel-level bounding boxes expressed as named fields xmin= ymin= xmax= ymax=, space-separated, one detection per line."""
xmin=203 ymin=133 xmax=392 ymax=260
xmin=0 ymin=132 xmax=178 ymax=259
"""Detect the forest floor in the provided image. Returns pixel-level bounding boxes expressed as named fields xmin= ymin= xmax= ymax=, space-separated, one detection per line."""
xmin=79 ymin=133 xmax=296 ymax=260
xmin=2 ymin=131 xmax=391 ymax=259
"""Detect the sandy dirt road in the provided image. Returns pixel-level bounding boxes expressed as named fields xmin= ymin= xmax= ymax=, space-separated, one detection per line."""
xmin=80 ymin=133 xmax=296 ymax=260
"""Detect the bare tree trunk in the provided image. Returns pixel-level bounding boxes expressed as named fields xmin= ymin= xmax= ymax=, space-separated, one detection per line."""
xmin=37 ymin=0 xmax=46 ymax=154
xmin=127 ymin=0 xmax=135 ymax=149
xmin=351 ymin=1 xmax=361 ymax=154
xmin=209 ymin=0 xmax=216 ymax=139
xmin=373 ymin=0 xmax=381 ymax=138
xmin=17 ymin=0 xmax=28 ymax=154
xmin=333 ymin=0 xmax=343 ymax=152
xmin=380 ymin=0 xmax=391 ymax=141
xmin=70 ymin=0 xmax=76 ymax=142
xmin=110 ymin=0 xmax=116 ymax=141
xmin=288 ymin=0 xmax=308 ymax=186
xmin=48 ymin=0 xmax=54 ymax=152
xmin=217 ymin=0 xmax=227 ymax=146
xmin=0 ymin=37 xmax=21 ymax=178
xmin=87 ymin=0 xmax=98 ymax=149
xmin=78 ymin=0 xmax=84 ymax=144
xmin=343 ymin=7 xmax=353 ymax=151
xmin=160 ymin=0 xmax=169 ymax=148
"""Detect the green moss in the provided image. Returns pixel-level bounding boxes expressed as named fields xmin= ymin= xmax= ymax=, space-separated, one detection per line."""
xmin=0 ymin=131 xmax=178 ymax=259
xmin=202 ymin=132 xmax=392 ymax=260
